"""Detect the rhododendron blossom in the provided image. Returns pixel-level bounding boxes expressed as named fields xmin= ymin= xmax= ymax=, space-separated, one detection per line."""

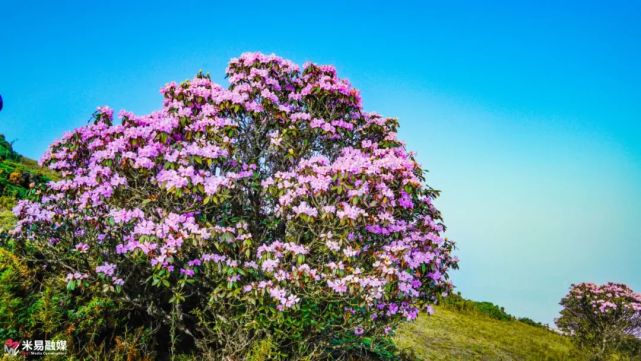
xmin=12 ymin=52 xmax=457 ymax=357
xmin=556 ymin=282 xmax=641 ymax=356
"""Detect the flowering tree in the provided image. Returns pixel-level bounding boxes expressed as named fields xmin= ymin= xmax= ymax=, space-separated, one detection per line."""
xmin=556 ymin=282 xmax=641 ymax=358
xmin=12 ymin=52 xmax=457 ymax=358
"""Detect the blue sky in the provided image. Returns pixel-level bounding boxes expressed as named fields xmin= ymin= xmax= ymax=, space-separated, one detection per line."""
xmin=1 ymin=1 xmax=640 ymax=325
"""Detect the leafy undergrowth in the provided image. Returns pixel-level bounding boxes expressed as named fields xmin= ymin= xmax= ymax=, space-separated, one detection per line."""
xmin=394 ymin=305 xmax=587 ymax=361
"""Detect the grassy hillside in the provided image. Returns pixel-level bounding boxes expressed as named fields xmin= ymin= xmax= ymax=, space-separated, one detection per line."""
xmin=395 ymin=305 xmax=586 ymax=361
xmin=395 ymin=295 xmax=640 ymax=361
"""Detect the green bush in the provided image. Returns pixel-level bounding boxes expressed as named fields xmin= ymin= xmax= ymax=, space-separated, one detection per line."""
xmin=473 ymin=301 xmax=514 ymax=321
xmin=519 ymin=317 xmax=550 ymax=329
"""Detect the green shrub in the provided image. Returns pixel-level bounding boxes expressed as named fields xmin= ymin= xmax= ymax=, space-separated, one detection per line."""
xmin=473 ymin=301 xmax=514 ymax=321
xmin=519 ymin=317 xmax=550 ymax=329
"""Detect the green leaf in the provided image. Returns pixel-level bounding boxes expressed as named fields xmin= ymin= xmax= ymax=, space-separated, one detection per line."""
xmin=221 ymin=232 xmax=234 ymax=243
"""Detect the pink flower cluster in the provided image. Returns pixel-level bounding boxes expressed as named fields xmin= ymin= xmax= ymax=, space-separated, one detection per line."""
xmin=557 ymin=282 xmax=641 ymax=342
xmin=12 ymin=52 xmax=457 ymax=336
xmin=566 ymin=282 xmax=641 ymax=314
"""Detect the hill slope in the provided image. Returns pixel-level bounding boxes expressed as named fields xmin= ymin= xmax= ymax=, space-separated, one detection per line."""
xmin=395 ymin=305 xmax=586 ymax=361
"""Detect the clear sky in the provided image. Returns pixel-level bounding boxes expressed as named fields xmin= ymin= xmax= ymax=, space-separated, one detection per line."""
xmin=1 ymin=1 xmax=640 ymax=325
